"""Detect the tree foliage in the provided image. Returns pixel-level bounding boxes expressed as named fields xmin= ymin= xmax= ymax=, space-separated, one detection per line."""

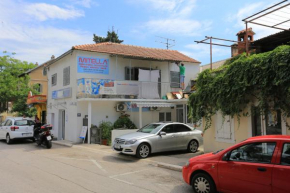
xmin=93 ymin=30 xmax=123 ymax=44
xmin=0 ymin=53 xmax=37 ymax=116
xmin=188 ymin=45 xmax=290 ymax=131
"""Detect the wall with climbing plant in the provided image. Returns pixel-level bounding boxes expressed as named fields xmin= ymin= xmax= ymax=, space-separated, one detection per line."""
xmin=188 ymin=45 xmax=290 ymax=152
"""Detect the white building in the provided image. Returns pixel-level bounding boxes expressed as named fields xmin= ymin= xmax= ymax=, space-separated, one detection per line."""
xmin=46 ymin=42 xmax=200 ymax=143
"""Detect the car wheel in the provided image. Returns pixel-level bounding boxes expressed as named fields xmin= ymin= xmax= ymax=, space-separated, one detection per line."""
xmin=136 ymin=143 xmax=150 ymax=158
xmin=6 ymin=134 xmax=12 ymax=144
xmin=188 ymin=140 xmax=199 ymax=153
xmin=191 ymin=173 xmax=216 ymax=193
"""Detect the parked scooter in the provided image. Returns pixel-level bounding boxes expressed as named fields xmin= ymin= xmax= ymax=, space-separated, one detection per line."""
xmin=34 ymin=124 xmax=53 ymax=149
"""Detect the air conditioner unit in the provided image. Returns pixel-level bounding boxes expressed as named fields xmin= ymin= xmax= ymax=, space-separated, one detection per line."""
xmin=116 ymin=103 xmax=127 ymax=112
xmin=150 ymin=107 xmax=160 ymax=111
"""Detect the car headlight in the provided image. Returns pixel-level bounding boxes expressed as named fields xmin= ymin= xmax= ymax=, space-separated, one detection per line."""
xmin=125 ymin=139 xmax=137 ymax=145
xmin=184 ymin=161 xmax=190 ymax=167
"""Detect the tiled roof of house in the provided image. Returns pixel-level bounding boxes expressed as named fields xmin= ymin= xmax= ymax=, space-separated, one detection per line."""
xmin=72 ymin=42 xmax=200 ymax=63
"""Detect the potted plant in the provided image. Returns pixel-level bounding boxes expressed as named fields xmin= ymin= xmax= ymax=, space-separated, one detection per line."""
xmin=99 ymin=121 xmax=113 ymax=145
xmin=113 ymin=113 xmax=137 ymax=129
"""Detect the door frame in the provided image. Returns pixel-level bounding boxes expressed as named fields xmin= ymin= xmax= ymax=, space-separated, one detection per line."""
xmin=59 ymin=110 xmax=65 ymax=140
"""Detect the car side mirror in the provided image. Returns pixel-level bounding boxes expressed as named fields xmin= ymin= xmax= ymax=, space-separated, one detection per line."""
xmin=159 ymin=131 xmax=166 ymax=136
xmin=222 ymin=153 xmax=229 ymax=161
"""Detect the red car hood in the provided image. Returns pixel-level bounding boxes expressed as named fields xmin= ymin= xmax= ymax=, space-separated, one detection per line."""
xmin=189 ymin=152 xmax=218 ymax=162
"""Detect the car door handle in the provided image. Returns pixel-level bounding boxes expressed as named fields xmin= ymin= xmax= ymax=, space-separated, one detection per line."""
xmin=257 ymin=167 xmax=267 ymax=172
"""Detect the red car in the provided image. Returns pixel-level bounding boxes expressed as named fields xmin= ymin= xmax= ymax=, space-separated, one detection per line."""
xmin=182 ymin=135 xmax=290 ymax=193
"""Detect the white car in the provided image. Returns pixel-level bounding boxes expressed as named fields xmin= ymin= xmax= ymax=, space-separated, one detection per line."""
xmin=0 ymin=117 xmax=35 ymax=144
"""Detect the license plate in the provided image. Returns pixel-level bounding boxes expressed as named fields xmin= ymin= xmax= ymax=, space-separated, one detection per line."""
xmin=114 ymin=144 xmax=121 ymax=149
xmin=22 ymin=133 xmax=32 ymax=136
xmin=47 ymin=136 xmax=52 ymax=140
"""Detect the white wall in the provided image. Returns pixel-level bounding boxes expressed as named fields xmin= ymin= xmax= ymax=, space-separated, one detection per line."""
xmin=47 ymin=51 xmax=78 ymax=142
xmin=75 ymin=50 xmax=200 ymax=85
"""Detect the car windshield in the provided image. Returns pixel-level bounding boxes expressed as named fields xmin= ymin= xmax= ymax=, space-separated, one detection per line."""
xmin=15 ymin=120 xmax=35 ymax=126
xmin=137 ymin=124 xmax=163 ymax=134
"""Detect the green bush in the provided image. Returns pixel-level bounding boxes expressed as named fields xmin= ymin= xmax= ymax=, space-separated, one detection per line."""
xmin=113 ymin=114 xmax=137 ymax=129
xmin=99 ymin=121 xmax=113 ymax=143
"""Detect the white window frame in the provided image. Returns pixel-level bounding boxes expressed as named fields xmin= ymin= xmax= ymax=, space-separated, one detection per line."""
xmin=215 ymin=112 xmax=235 ymax=144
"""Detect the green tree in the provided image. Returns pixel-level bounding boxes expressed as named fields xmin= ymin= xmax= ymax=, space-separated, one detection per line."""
xmin=93 ymin=29 xmax=123 ymax=44
xmin=0 ymin=52 xmax=37 ymax=116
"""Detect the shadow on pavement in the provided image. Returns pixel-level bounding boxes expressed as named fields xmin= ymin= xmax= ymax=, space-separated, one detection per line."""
xmin=0 ymin=139 xmax=66 ymax=151
xmin=103 ymin=153 xmax=140 ymax=163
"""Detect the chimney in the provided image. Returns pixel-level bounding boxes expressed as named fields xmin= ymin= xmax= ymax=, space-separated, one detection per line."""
xmin=231 ymin=28 xmax=255 ymax=57
xmin=51 ymin=55 xmax=55 ymax=60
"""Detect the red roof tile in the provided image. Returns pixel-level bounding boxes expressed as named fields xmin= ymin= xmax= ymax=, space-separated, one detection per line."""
xmin=72 ymin=42 xmax=200 ymax=63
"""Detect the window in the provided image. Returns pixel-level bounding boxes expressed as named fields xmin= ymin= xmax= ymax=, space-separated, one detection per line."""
xmin=35 ymin=83 xmax=43 ymax=93
xmin=281 ymin=143 xmax=290 ymax=166
xmin=5 ymin=120 xmax=12 ymax=126
xmin=215 ymin=112 xmax=235 ymax=143
xmin=52 ymin=73 xmax=57 ymax=86
xmin=159 ymin=112 xmax=171 ymax=122
xmin=176 ymin=124 xmax=191 ymax=132
xmin=162 ymin=125 xmax=175 ymax=133
xmin=170 ymin=71 xmax=180 ymax=88
xmin=15 ymin=120 xmax=35 ymax=126
xmin=229 ymin=142 xmax=276 ymax=164
xmin=63 ymin=67 xmax=70 ymax=86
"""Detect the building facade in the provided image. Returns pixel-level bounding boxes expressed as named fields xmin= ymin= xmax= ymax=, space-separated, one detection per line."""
xmin=46 ymin=43 xmax=200 ymax=143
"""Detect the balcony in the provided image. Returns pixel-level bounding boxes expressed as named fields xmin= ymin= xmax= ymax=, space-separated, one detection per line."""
xmin=76 ymin=78 xmax=183 ymax=100
xmin=27 ymin=95 xmax=47 ymax=104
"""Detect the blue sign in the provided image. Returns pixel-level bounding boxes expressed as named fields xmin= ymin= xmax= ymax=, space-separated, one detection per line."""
xmin=77 ymin=56 xmax=109 ymax=74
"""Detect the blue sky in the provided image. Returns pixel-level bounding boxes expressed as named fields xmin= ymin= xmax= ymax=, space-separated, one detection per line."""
xmin=0 ymin=0 xmax=283 ymax=65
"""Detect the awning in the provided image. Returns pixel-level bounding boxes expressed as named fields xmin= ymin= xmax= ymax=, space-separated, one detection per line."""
xmin=134 ymin=102 xmax=176 ymax=108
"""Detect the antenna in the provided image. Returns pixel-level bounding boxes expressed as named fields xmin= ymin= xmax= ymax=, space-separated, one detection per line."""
xmin=155 ymin=36 xmax=175 ymax=49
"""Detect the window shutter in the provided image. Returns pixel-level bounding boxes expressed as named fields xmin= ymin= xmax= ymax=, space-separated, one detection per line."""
xmin=159 ymin=112 xmax=165 ymax=122
xmin=52 ymin=74 xmax=57 ymax=86
xmin=63 ymin=67 xmax=70 ymax=86
xmin=125 ymin=67 xmax=130 ymax=80
xmin=170 ymin=71 xmax=180 ymax=88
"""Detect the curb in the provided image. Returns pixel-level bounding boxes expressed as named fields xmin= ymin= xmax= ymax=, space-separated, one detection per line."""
xmin=52 ymin=141 xmax=73 ymax=147
xmin=156 ymin=162 xmax=183 ymax=172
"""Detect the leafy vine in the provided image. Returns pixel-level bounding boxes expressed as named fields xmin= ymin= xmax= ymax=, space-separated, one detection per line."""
xmin=188 ymin=45 xmax=290 ymax=131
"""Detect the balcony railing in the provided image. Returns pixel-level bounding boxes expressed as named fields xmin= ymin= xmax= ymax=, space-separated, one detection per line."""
xmin=77 ymin=78 xmax=182 ymax=100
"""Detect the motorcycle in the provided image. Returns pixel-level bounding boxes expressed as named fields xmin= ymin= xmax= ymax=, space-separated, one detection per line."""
xmin=34 ymin=124 xmax=53 ymax=149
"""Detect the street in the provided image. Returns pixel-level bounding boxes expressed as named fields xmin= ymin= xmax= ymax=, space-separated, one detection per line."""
xmin=0 ymin=140 xmax=193 ymax=193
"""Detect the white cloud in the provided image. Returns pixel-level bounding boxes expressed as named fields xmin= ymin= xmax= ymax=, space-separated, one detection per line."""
xmin=131 ymin=0 xmax=210 ymax=37
xmin=227 ymin=1 xmax=285 ymax=39
xmin=0 ymin=0 xmax=92 ymax=63
xmin=70 ymin=0 xmax=98 ymax=8
xmin=144 ymin=19 xmax=211 ymax=36
xmin=24 ymin=3 xmax=84 ymax=21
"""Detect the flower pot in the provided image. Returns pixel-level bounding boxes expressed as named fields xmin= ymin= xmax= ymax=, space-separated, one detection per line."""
xmin=101 ymin=139 xmax=108 ymax=145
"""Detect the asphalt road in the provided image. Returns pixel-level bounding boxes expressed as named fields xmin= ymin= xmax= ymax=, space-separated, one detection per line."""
xmin=0 ymin=140 xmax=193 ymax=193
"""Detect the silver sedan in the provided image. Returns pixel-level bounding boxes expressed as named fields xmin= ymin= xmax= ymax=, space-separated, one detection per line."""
xmin=112 ymin=122 xmax=203 ymax=158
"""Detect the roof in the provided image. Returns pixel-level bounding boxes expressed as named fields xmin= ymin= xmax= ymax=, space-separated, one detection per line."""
xmin=200 ymin=58 xmax=229 ymax=71
xmin=252 ymin=30 xmax=290 ymax=53
xmin=72 ymin=42 xmax=200 ymax=63
xmin=21 ymin=57 xmax=54 ymax=76
xmin=237 ymin=28 xmax=255 ymax=36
